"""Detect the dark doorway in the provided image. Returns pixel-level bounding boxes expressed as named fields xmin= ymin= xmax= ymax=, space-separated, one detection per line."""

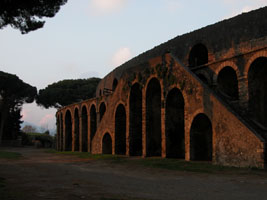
xmin=90 ymin=105 xmax=97 ymax=152
xmin=146 ymin=78 xmax=162 ymax=157
xmin=115 ymin=104 xmax=126 ymax=155
xmin=102 ymin=133 xmax=112 ymax=154
xmin=74 ymin=108 xmax=80 ymax=151
xmin=165 ymin=88 xmax=185 ymax=158
xmin=248 ymin=57 xmax=267 ymax=127
xmin=99 ymin=102 xmax=106 ymax=121
xmin=113 ymin=78 xmax=118 ymax=91
xmin=189 ymin=43 xmax=208 ymax=67
xmin=190 ymin=113 xmax=212 ymax=161
xmin=129 ymin=83 xmax=143 ymax=156
xmin=217 ymin=66 xmax=238 ymax=99
xmin=60 ymin=113 xmax=63 ymax=151
xmin=65 ymin=110 xmax=72 ymax=151
xmin=82 ymin=106 xmax=88 ymax=152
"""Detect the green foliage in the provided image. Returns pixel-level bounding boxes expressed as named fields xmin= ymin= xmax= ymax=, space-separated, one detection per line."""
xmin=36 ymin=77 xmax=101 ymax=108
xmin=0 ymin=0 xmax=68 ymax=34
xmin=0 ymin=71 xmax=37 ymax=142
xmin=0 ymin=151 xmax=22 ymax=159
xmin=22 ymin=132 xmax=54 ymax=147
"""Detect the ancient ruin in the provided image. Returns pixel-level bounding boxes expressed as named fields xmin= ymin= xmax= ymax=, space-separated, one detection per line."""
xmin=56 ymin=7 xmax=267 ymax=168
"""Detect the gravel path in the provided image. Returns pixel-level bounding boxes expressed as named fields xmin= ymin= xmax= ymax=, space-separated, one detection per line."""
xmin=0 ymin=147 xmax=267 ymax=200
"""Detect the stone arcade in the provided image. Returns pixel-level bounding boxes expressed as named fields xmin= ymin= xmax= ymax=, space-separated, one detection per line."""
xmin=56 ymin=7 xmax=267 ymax=168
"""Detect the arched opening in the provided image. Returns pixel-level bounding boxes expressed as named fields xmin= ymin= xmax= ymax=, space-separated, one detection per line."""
xmin=99 ymin=89 xmax=102 ymax=96
xmin=129 ymin=83 xmax=142 ymax=156
xmin=57 ymin=115 xmax=60 ymax=150
xmin=90 ymin=105 xmax=97 ymax=152
xmin=74 ymin=108 xmax=80 ymax=151
xmin=248 ymin=57 xmax=267 ymax=126
xmin=102 ymin=132 xmax=112 ymax=154
xmin=112 ymin=78 xmax=118 ymax=91
xmin=189 ymin=43 xmax=208 ymax=67
xmin=165 ymin=88 xmax=185 ymax=158
xmin=217 ymin=66 xmax=238 ymax=99
xmin=82 ymin=106 xmax=88 ymax=152
xmin=99 ymin=102 xmax=106 ymax=121
xmin=65 ymin=110 xmax=72 ymax=151
xmin=60 ymin=113 xmax=63 ymax=151
xmin=190 ymin=113 xmax=212 ymax=161
xmin=115 ymin=104 xmax=126 ymax=155
xmin=146 ymin=78 xmax=162 ymax=157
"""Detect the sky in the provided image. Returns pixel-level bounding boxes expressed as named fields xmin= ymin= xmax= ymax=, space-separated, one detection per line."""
xmin=0 ymin=0 xmax=266 ymax=134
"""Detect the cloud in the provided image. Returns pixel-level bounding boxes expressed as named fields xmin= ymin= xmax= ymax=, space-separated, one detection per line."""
xmin=89 ymin=0 xmax=128 ymax=16
xmin=112 ymin=47 xmax=132 ymax=67
xmin=39 ymin=114 xmax=54 ymax=127
xmin=165 ymin=0 xmax=181 ymax=13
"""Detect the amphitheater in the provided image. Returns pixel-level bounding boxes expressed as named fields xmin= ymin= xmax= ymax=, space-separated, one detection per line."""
xmin=56 ymin=7 xmax=267 ymax=168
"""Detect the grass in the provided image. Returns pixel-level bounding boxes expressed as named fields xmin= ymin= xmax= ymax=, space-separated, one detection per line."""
xmin=0 ymin=151 xmax=22 ymax=159
xmin=45 ymin=150 xmax=267 ymax=175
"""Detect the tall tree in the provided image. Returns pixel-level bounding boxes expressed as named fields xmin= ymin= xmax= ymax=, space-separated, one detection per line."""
xmin=0 ymin=0 xmax=68 ymax=34
xmin=36 ymin=78 xmax=101 ymax=108
xmin=0 ymin=71 xmax=37 ymax=144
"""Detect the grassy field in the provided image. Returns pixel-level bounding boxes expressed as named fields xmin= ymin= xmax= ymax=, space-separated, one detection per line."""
xmin=45 ymin=150 xmax=266 ymax=175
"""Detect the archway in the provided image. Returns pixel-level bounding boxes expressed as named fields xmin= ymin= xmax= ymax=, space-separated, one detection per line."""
xmin=189 ymin=43 xmax=208 ymax=67
xmin=99 ymin=102 xmax=106 ymax=121
xmin=65 ymin=110 xmax=72 ymax=151
xmin=82 ymin=106 xmax=88 ymax=152
xmin=165 ymin=88 xmax=185 ymax=158
xmin=129 ymin=83 xmax=142 ymax=156
xmin=60 ymin=113 xmax=63 ymax=151
xmin=248 ymin=57 xmax=267 ymax=126
xmin=146 ymin=78 xmax=162 ymax=157
xmin=57 ymin=115 xmax=60 ymax=150
xmin=74 ymin=108 xmax=80 ymax=151
xmin=115 ymin=104 xmax=126 ymax=155
xmin=90 ymin=105 xmax=97 ymax=152
xmin=217 ymin=66 xmax=238 ymax=99
xmin=112 ymin=78 xmax=118 ymax=91
xmin=102 ymin=132 xmax=112 ymax=154
xmin=190 ymin=113 xmax=212 ymax=161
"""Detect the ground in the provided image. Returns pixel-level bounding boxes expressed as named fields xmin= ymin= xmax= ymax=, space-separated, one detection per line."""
xmin=0 ymin=147 xmax=267 ymax=200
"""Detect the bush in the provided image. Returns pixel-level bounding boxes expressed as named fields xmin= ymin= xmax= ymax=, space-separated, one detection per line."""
xmin=21 ymin=132 xmax=54 ymax=148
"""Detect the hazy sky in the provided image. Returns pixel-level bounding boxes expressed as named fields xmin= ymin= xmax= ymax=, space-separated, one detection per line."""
xmin=0 ymin=0 xmax=266 ymax=133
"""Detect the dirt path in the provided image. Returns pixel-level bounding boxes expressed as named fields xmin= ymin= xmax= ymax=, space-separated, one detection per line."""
xmin=0 ymin=147 xmax=267 ymax=200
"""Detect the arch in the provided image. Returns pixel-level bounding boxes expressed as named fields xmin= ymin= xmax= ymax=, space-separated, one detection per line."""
xmin=112 ymin=78 xmax=118 ymax=91
xmin=165 ymin=88 xmax=185 ymax=158
xmin=99 ymin=102 xmax=106 ymax=121
xmin=248 ymin=57 xmax=267 ymax=126
xmin=56 ymin=115 xmax=60 ymax=150
xmin=146 ymin=78 xmax=162 ymax=157
xmin=102 ymin=132 xmax=112 ymax=154
xmin=190 ymin=113 xmax=212 ymax=161
xmin=74 ymin=108 xmax=80 ymax=151
xmin=129 ymin=83 xmax=143 ymax=156
xmin=81 ymin=106 xmax=88 ymax=152
xmin=115 ymin=104 xmax=126 ymax=155
xmin=217 ymin=66 xmax=239 ymax=99
xmin=188 ymin=43 xmax=208 ymax=67
xmin=90 ymin=104 xmax=97 ymax=152
xmin=60 ymin=113 xmax=63 ymax=151
xmin=64 ymin=110 xmax=72 ymax=151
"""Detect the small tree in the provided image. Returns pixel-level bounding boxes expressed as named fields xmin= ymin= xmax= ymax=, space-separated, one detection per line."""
xmin=22 ymin=125 xmax=36 ymax=133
